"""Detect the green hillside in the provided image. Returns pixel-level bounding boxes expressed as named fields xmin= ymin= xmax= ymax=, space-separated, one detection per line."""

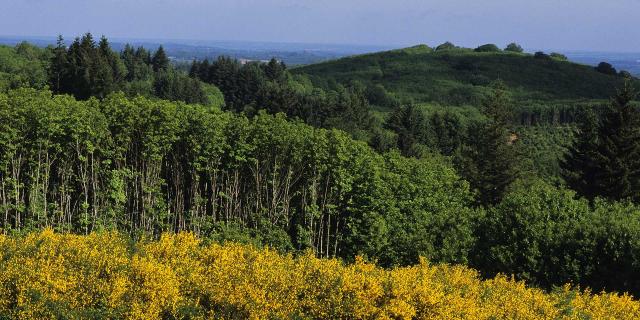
xmin=293 ymin=45 xmax=630 ymax=106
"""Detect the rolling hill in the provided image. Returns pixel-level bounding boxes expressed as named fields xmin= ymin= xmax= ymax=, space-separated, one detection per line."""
xmin=293 ymin=45 xmax=633 ymax=107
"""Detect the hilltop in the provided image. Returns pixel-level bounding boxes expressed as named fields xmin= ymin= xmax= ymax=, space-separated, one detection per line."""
xmin=293 ymin=44 xmax=632 ymax=107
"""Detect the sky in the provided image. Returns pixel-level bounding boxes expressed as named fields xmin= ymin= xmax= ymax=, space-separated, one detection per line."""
xmin=2 ymin=0 xmax=640 ymax=52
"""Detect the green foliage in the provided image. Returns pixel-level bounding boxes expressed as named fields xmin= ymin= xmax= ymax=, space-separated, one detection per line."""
xmin=189 ymin=57 xmax=376 ymax=137
xmin=474 ymin=44 xmax=501 ymax=53
xmin=365 ymin=83 xmax=399 ymax=108
xmin=504 ymin=42 xmax=524 ymax=53
xmin=44 ymin=34 xmax=215 ymax=104
xmin=153 ymin=69 xmax=209 ymax=104
xmin=435 ymin=41 xmax=457 ymax=51
xmin=473 ymin=179 xmax=591 ymax=288
xmin=550 ymin=52 xmax=568 ymax=61
xmin=379 ymin=151 xmax=475 ymax=266
xmin=384 ymin=104 xmax=432 ymax=157
xmin=596 ymin=62 xmax=617 ymax=75
xmin=151 ymin=45 xmax=169 ymax=72
xmin=517 ymin=125 xmax=574 ymax=183
xmin=473 ymin=179 xmax=640 ymax=295
xmin=0 ymin=43 xmax=49 ymax=92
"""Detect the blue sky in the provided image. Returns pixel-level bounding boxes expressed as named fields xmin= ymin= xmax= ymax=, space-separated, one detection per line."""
xmin=2 ymin=0 xmax=639 ymax=51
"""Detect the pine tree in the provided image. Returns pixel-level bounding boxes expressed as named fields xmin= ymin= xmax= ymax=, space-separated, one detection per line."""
xmin=384 ymin=104 xmax=431 ymax=157
xmin=99 ymin=36 xmax=125 ymax=86
xmin=188 ymin=60 xmax=200 ymax=78
xmin=596 ymin=80 xmax=640 ymax=201
xmin=121 ymin=44 xmax=137 ymax=81
xmin=93 ymin=36 xmax=115 ymax=97
xmin=460 ymin=81 xmax=520 ymax=206
xmin=563 ymin=78 xmax=640 ymax=202
xmin=49 ymin=35 xmax=68 ymax=93
xmin=263 ymin=58 xmax=286 ymax=82
xmin=152 ymin=45 xmax=169 ymax=72
xmin=561 ymin=108 xmax=601 ymax=200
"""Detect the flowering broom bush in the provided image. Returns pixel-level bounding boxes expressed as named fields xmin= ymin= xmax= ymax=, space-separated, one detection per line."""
xmin=0 ymin=230 xmax=638 ymax=319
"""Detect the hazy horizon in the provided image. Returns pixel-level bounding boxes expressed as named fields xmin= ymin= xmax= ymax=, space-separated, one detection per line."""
xmin=2 ymin=0 xmax=640 ymax=52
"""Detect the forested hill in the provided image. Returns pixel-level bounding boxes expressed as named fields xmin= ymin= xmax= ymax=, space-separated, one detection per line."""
xmin=293 ymin=44 xmax=634 ymax=107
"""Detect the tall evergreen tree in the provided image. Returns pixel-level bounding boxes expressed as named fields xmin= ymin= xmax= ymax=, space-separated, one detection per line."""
xmin=561 ymin=108 xmax=601 ymax=200
xmin=93 ymin=36 xmax=116 ymax=98
xmin=596 ymin=79 xmax=640 ymax=201
xmin=563 ymin=79 xmax=640 ymax=202
xmin=152 ymin=45 xmax=169 ymax=72
xmin=49 ymin=35 xmax=68 ymax=93
xmin=460 ymin=81 xmax=521 ymax=206
xmin=121 ymin=44 xmax=137 ymax=81
xmin=99 ymin=36 xmax=126 ymax=87
xmin=263 ymin=58 xmax=286 ymax=82
xmin=384 ymin=104 xmax=431 ymax=157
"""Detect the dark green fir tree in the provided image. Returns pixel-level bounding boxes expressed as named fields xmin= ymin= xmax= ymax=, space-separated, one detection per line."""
xmin=563 ymin=78 xmax=640 ymax=202
xmin=152 ymin=45 xmax=169 ymax=72
xmin=460 ymin=81 xmax=521 ymax=206
xmin=561 ymin=108 xmax=601 ymax=200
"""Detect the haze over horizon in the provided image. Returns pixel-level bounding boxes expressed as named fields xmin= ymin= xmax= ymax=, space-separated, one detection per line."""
xmin=2 ymin=0 xmax=640 ymax=52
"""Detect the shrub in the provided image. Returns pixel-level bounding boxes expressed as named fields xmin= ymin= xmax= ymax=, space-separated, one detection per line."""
xmin=0 ymin=230 xmax=639 ymax=319
xmin=435 ymin=41 xmax=457 ymax=51
xmin=534 ymin=51 xmax=550 ymax=59
xmin=595 ymin=62 xmax=617 ymax=75
xmin=473 ymin=180 xmax=640 ymax=296
xmin=505 ymin=43 xmax=524 ymax=53
xmin=474 ymin=44 xmax=501 ymax=53
xmin=550 ymin=52 xmax=568 ymax=61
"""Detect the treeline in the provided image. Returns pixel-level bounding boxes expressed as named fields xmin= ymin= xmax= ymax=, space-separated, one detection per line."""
xmin=3 ymin=89 xmax=640 ymax=296
xmin=0 ymin=34 xmax=224 ymax=106
xmin=189 ymin=57 xmax=375 ymax=137
xmin=0 ymin=36 xmax=606 ymax=186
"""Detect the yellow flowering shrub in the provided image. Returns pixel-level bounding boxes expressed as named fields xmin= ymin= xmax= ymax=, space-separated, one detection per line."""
xmin=0 ymin=230 xmax=639 ymax=319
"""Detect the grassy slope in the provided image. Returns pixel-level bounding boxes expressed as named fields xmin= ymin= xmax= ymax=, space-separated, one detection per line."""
xmin=293 ymin=45 xmax=629 ymax=106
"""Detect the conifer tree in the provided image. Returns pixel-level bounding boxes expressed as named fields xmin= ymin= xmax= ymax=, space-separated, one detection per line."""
xmin=596 ymin=79 xmax=640 ymax=201
xmin=152 ymin=45 xmax=169 ymax=72
xmin=263 ymin=58 xmax=286 ymax=82
xmin=460 ymin=81 xmax=521 ymax=206
xmin=561 ymin=108 xmax=601 ymax=200
xmin=49 ymin=35 xmax=68 ymax=93
xmin=121 ymin=44 xmax=137 ymax=81
xmin=563 ymin=79 xmax=640 ymax=202
xmin=384 ymin=104 xmax=431 ymax=157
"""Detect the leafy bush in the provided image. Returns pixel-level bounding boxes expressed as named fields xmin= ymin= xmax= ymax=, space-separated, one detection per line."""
xmin=505 ymin=43 xmax=524 ymax=53
xmin=596 ymin=62 xmax=617 ymax=75
xmin=1 ymin=230 xmax=639 ymax=319
xmin=473 ymin=180 xmax=640 ymax=295
xmin=474 ymin=44 xmax=501 ymax=53
xmin=550 ymin=52 xmax=568 ymax=61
